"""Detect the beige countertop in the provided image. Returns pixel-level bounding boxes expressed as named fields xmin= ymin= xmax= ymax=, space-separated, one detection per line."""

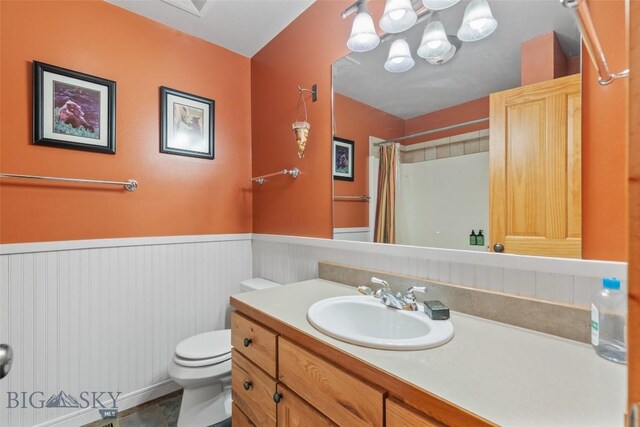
xmin=232 ymin=279 xmax=626 ymax=427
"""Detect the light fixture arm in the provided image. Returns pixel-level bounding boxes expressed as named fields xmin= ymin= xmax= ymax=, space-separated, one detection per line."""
xmin=341 ymin=0 xmax=369 ymax=19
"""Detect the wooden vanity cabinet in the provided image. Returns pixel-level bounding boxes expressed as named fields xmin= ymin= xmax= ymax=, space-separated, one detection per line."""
xmin=230 ymin=310 xmax=489 ymax=426
xmin=276 ymin=383 xmax=336 ymax=427
xmin=387 ymin=398 xmax=446 ymax=427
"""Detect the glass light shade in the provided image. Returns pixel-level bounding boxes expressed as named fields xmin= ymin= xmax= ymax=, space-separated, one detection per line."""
xmin=417 ymin=19 xmax=451 ymax=59
xmin=347 ymin=11 xmax=380 ymax=52
xmin=380 ymin=0 xmax=418 ymax=33
xmin=457 ymin=0 xmax=497 ymax=42
xmin=425 ymin=44 xmax=457 ymax=64
xmin=384 ymin=39 xmax=415 ymax=73
xmin=422 ymin=0 xmax=461 ymax=11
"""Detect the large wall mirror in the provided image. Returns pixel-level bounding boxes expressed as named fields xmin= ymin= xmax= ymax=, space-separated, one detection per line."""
xmin=332 ymin=0 xmax=582 ymax=258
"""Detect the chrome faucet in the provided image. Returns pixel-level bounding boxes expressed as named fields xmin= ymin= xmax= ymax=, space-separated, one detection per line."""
xmin=363 ymin=278 xmax=427 ymax=311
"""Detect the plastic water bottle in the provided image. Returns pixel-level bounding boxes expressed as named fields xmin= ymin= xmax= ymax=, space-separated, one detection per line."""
xmin=591 ymin=277 xmax=626 ymax=364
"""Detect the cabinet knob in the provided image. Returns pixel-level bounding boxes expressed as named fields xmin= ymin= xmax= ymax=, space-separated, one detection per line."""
xmin=493 ymin=243 xmax=505 ymax=253
xmin=243 ymin=338 xmax=252 ymax=347
xmin=243 ymin=381 xmax=253 ymax=391
xmin=273 ymin=392 xmax=283 ymax=404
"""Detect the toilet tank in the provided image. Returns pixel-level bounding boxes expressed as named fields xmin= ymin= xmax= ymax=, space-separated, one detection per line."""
xmin=240 ymin=278 xmax=281 ymax=292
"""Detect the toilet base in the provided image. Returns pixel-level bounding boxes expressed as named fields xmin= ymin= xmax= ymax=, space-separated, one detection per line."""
xmin=177 ymin=376 xmax=232 ymax=427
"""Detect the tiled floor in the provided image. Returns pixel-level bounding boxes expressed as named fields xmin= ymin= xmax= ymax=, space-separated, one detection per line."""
xmin=82 ymin=390 xmax=232 ymax=427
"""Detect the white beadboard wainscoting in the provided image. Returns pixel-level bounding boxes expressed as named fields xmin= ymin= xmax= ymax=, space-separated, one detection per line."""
xmin=252 ymin=234 xmax=628 ymax=307
xmin=0 ymin=234 xmax=252 ymax=427
xmin=332 ymin=228 xmax=372 ymax=243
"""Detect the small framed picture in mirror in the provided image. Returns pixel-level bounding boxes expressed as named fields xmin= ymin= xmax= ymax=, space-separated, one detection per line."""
xmin=333 ymin=137 xmax=354 ymax=181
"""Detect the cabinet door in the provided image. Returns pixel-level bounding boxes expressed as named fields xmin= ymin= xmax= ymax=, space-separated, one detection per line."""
xmin=276 ymin=384 xmax=336 ymax=427
xmin=489 ymin=74 xmax=581 ymax=258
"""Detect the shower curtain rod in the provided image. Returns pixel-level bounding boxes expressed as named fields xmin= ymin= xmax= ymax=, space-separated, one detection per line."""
xmin=373 ymin=117 xmax=489 ymax=146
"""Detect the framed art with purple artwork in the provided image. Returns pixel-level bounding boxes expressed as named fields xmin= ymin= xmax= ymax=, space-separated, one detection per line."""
xmin=160 ymin=86 xmax=215 ymax=160
xmin=33 ymin=61 xmax=116 ymax=154
xmin=333 ymin=137 xmax=354 ymax=181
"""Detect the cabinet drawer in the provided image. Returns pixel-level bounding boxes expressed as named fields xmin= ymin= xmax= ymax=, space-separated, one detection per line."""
xmin=232 ymin=403 xmax=255 ymax=427
xmin=387 ymin=398 xmax=446 ymax=427
xmin=232 ymin=311 xmax=278 ymax=377
xmin=278 ymin=338 xmax=384 ymax=427
xmin=232 ymin=349 xmax=277 ymax=427
xmin=276 ymin=384 xmax=336 ymax=427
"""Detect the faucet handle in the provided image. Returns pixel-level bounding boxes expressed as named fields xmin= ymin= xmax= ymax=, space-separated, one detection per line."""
xmin=371 ymin=277 xmax=390 ymax=290
xmin=404 ymin=286 xmax=427 ymax=302
xmin=357 ymin=286 xmax=373 ymax=296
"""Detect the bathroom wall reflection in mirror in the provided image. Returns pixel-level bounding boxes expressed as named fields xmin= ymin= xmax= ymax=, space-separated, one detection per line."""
xmin=332 ymin=0 xmax=582 ymax=258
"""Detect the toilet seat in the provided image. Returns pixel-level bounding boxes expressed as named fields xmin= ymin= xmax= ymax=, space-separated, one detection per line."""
xmin=174 ymin=329 xmax=231 ymax=368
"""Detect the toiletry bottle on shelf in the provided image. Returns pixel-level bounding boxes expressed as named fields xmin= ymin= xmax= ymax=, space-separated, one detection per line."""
xmin=469 ymin=230 xmax=477 ymax=246
xmin=477 ymin=230 xmax=485 ymax=246
xmin=591 ymin=277 xmax=626 ymax=364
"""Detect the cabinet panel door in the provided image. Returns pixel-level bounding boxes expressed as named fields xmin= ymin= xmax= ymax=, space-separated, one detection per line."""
xmin=276 ymin=384 xmax=336 ymax=427
xmin=490 ymin=74 xmax=582 ymax=258
xmin=278 ymin=338 xmax=384 ymax=427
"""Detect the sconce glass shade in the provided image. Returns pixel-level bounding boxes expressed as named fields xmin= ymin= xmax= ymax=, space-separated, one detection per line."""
xmin=425 ymin=43 xmax=457 ymax=64
xmin=380 ymin=0 xmax=418 ymax=33
xmin=347 ymin=8 xmax=381 ymax=52
xmin=384 ymin=39 xmax=415 ymax=73
xmin=457 ymin=0 xmax=497 ymax=42
xmin=417 ymin=18 xmax=451 ymax=59
xmin=422 ymin=0 xmax=461 ymax=11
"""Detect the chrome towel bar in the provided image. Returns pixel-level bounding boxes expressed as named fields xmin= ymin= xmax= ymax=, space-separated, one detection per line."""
xmin=0 ymin=173 xmax=138 ymax=191
xmin=250 ymin=168 xmax=300 ymax=185
xmin=334 ymin=195 xmax=370 ymax=201
xmin=562 ymin=0 xmax=629 ymax=86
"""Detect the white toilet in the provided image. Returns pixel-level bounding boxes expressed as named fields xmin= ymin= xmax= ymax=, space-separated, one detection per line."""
xmin=168 ymin=278 xmax=281 ymax=427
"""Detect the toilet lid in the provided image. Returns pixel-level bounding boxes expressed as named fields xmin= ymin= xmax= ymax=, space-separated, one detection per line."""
xmin=176 ymin=329 xmax=231 ymax=360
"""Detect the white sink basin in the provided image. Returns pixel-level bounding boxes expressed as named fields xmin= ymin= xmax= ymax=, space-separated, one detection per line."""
xmin=307 ymin=295 xmax=454 ymax=350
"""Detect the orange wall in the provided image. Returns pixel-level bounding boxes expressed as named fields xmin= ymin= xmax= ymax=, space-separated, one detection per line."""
xmin=251 ymin=0 xmax=366 ymax=238
xmin=403 ymin=97 xmax=490 ymax=145
xmin=581 ymin=0 xmax=628 ymax=261
xmin=333 ymin=93 xmax=404 ymax=228
xmin=521 ymin=32 xmax=568 ymax=86
xmin=0 ymin=0 xmax=252 ymax=243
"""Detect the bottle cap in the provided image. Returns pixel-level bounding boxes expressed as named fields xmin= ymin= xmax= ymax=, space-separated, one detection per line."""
xmin=603 ymin=277 xmax=621 ymax=290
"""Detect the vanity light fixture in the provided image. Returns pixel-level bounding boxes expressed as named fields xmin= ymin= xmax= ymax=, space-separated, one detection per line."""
xmin=417 ymin=14 xmax=451 ymax=60
xmin=384 ymin=39 xmax=415 ymax=73
xmin=457 ymin=0 xmax=497 ymax=42
xmin=346 ymin=0 xmax=381 ymax=52
xmin=380 ymin=0 xmax=418 ymax=34
xmin=422 ymin=0 xmax=460 ymax=11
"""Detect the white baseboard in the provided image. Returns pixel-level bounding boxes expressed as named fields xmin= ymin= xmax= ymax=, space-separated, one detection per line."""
xmin=33 ymin=380 xmax=182 ymax=427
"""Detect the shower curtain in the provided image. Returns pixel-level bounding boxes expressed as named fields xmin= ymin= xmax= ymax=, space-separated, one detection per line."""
xmin=374 ymin=143 xmax=396 ymax=244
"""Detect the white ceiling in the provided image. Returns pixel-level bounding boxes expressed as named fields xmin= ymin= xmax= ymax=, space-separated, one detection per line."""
xmin=333 ymin=0 xmax=581 ymax=119
xmin=107 ymin=0 xmax=315 ymax=57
